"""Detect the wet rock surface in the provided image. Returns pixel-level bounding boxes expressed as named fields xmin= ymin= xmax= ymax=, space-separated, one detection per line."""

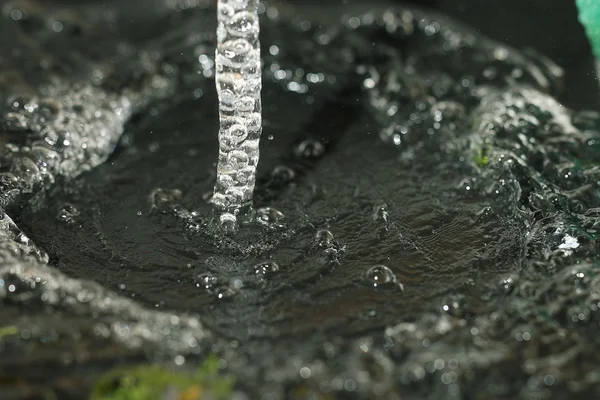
xmin=1 ymin=0 xmax=599 ymax=399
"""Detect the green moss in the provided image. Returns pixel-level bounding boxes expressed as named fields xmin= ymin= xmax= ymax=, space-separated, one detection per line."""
xmin=0 ymin=326 xmax=18 ymax=338
xmin=474 ymin=147 xmax=490 ymax=167
xmin=90 ymin=354 xmax=234 ymax=400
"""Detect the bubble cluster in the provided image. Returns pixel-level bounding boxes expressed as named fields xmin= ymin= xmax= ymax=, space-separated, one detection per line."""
xmin=212 ymin=0 xmax=262 ymax=217
xmin=255 ymin=206 xmax=285 ymax=228
xmin=57 ymin=203 xmax=79 ymax=224
xmin=253 ymin=260 xmax=280 ymax=278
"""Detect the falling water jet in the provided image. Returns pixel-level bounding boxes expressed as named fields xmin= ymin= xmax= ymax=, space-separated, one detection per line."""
xmin=212 ymin=0 xmax=263 ymax=232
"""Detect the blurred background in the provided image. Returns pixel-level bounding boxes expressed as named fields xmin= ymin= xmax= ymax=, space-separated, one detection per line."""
xmin=283 ymin=0 xmax=598 ymax=109
xmin=39 ymin=0 xmax=598 ymax=108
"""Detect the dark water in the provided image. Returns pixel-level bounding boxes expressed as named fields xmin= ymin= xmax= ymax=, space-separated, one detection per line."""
xmin=1 ymin=0 xmax=600 ymax=399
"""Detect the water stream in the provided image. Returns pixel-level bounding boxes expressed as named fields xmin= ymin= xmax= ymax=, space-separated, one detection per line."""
xmin=213 ymin=0 xmax=262 ymax=229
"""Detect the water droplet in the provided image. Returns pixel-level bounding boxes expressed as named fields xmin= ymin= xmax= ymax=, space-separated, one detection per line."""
xmin=254 ymin=261 xmax=280 ymax=277
xmin=363 ymin=265 xmax=402 ymax=290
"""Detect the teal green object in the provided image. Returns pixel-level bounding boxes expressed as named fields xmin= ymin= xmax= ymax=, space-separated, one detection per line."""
xmin=576 ymin=0 xmax=600 ymax=59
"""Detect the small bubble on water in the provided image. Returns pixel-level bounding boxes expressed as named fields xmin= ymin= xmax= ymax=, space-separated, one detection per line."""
xmin=196 ymin=272 xmax=218 ymax=290
xmin=58 ymin=203 xmax=79 ymax=224
xmin=214 ymin=284 xmax=237 ymax=300
xmin=315 ymin=229 xmax=334 ymax=247
xmin=372 ymin=202 xmax=389 ymax=222
xmin=219 ymin=212 xmax=238 ymax=234
xmin=254 ymin=261 xmax=280 ymax=277
xmin=232 ymin=278 xmax=244 ymax=290
xmin=364 ymin=265 xmax=403 ymax=290
xmin=256 ymin=207 xmax=285 ymax=227
xmin=150 ymin=188 xmax=182 ymax=209
xmin=500 ymin=276 xmax=516 ymax=294
xmin=299 ymin=367 xmax=311 ymax=378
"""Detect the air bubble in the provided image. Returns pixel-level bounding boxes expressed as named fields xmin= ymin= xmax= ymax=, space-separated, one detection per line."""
xmin=219 ymin=212 xmax=238 ymax=234
xmin=315 ymin=229 xmax=334 ymax=247
xmin=256 ymin=207 xmax=285 ymax=227
xmin=218 ymin=4 xmax=235 ymax=21
xmin=219 ymin=89 xmax=236 ymax=111
xmin=229 ymin=123 xmax=248 ymax=138
xmin=219 ymin=38 xmax=254 ymax=67
xmin=221 ymin=38 xmax=252 ymax=57
xmin=254 ymin=261 xmax=280 ymax=277
xmin=363 ymin=265 xmax=403 ymax=290
xmin=229 ymin=0 xmax=250 ymax=9
xmin=245 ymin=112 xmax=262 ymax=134
xmin=58 ymin=203 xmax=79 ymax=224
xmin=150 ymin=188 xmax=182 ymax=209
xmin=227 ymin=12 xmax=258 ymax=37
xmin=226 ymin=150 xmax=250 ymax=169
xmin=214 ymin=285 xmax=237 ymax=300
xmin=235 ymin=96 xmax=255 ymax=112
xmin=217 ymin=72 xmax=246 ymax=93
xmin=196 ymin=273 xmax=218 ymax=290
